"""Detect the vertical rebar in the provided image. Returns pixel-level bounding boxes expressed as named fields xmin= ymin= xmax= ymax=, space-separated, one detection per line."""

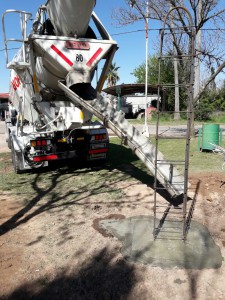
xmin=154 ymin=6 xmax=196 ymax=241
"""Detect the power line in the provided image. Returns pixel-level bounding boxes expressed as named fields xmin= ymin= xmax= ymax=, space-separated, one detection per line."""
xmin=111 ymin=29 xmax=146 ymax=36
xmin=0 ymin=47 xmax=20 ymax=52
xmin=1 ymin=27 xmax=225 ymax=52
xmin=111 ymin=27 xmax=225 ymax=37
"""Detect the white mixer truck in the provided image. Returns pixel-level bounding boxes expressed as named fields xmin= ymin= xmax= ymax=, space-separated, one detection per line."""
xmin=2 ymin=0 xmax=117 ymax=173
xmin=2 ymin=0 xmax=187 ymax=199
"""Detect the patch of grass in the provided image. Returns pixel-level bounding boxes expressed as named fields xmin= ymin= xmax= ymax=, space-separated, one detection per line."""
xmin=154 ymin=138 xmax=225 ymax=173
xmin=109 ymin=136 xmax=225 ymax=175
xmin=93 ymin=110 xmax=225 ymax=126
xmin=0 ymin=137 xmax=224 ymax=205
xmin=123 ymin=116 xmax=190 ymax=126
xmin=108 ymin=139 xmax=154 ymax=185
xmin=210 ymin=113 xmax=225 ymax=124
xmin=0 ymin=150 xmax=127 ymax=205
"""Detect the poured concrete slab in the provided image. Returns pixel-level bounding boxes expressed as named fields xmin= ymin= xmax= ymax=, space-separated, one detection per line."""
xmin=99 ymin=216 xmax=222 ymax=269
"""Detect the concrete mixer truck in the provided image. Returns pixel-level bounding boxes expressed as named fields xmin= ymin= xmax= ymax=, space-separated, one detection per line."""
xmin=2 ymin=0 xmax=118 ymax=173
xmin=2 ymin=0 xmax=188 ymax=200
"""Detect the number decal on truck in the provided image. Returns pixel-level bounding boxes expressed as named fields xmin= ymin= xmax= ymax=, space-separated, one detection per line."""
xmin=76 ymin=54 xmax=84 ymax=62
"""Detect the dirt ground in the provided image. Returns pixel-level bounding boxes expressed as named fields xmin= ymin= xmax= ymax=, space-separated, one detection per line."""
xmin=0 ymin=162 xmax=225 ymax=300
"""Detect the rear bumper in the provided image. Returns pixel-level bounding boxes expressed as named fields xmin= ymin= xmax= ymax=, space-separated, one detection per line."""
xmin=33 ymin=147 xmax=109 ymax=162
xmin=33 ymin=150 xmax=78 ymax=162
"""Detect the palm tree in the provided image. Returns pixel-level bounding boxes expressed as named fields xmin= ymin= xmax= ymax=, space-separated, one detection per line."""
xmin=107 ymin=62 xmax=120 ymax=87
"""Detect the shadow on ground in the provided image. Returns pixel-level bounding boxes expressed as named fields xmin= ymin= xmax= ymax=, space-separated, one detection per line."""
xmin=4 ymin=247 xmax=147 ymax=300
xmin=0 ymin=143 xmax=152 ymax=236
xmin=0 ymin=143 xmax=224 ymax=300
xmin=0 ymin=142 xmax=191 ymax=237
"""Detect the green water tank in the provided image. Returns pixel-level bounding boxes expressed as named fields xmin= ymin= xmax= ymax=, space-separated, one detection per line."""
xmin=198 ymin=124 xmax=222 ymax=151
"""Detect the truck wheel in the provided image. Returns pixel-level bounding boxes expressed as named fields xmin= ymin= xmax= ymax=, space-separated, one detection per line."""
xmin=7 ymin=135 xmax=12 ymax=149
xmin=11 ymin=143 xmax=23 ymax=174
xmin=5 ymin=122 xmax=11 ymax=149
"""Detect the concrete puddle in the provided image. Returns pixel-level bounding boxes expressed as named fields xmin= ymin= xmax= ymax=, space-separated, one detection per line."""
xmin=99 ymin=216 xmax=223 ymax=269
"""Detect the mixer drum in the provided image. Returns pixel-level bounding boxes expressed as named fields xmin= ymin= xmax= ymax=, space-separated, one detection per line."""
xmin=46 ymin=0 xmax=96 ymax=37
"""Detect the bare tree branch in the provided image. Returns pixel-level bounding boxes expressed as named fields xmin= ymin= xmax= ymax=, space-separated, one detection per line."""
xmin=195 ymin=60 xmax=225 ymax=101
xmin=112 ymin=1 xmax=225 ymax=103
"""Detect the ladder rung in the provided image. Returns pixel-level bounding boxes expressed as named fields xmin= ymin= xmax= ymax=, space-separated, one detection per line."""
xmin=154 ymin=236 xmax=184 ymax=240
xmin=155 ymin=211 xmax=184 ymax=215
xmin=157 ymin=136 xmax=186 ymax=140
xmin=159 ymin=54 xmax=195 ymax=59
xmin=155 ymin=230 xmax=182 ymax=234
xmin=156 ymin=160 xmax=185 ymax=165
xmin=158 ymin=82 xmax=194 ymax=87
xmin=156 ymin=226 xmax=182 ymax=229
xmin=154 ymin=185 xmax=184 ymax=190
xmin=158 ymin=219 xmax=183 ymax=223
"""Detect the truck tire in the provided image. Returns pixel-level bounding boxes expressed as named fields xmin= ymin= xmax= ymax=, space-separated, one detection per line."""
xmin=5 ymin=122 xmax=11 ymax=149
xmin=11 ymin=143 xmax=23 ymax=174
xmin=7 ymin=135 xmax=12 ymax=149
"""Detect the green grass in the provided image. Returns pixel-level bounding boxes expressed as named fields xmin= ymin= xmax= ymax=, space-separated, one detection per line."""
xmin=0 ymin=137 xmax=224 ymax=203
xmin=0 ymin=142 xmax=138 ymax=205
xmin=109 ymin=137 xmax=225 ymax=174
xmin=210 ymin=113 xmax=225 ymax=123
xmin=154 ymin=138 xmax=225 ymax=173
xmin=93 ymin=112 xmax=225 ymax=126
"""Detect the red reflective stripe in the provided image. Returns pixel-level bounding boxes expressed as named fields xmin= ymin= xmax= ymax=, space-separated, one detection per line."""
xmin=11 ymin=75 xmax=21 ymax=91
xmin=86 ymin=48 xmax=103 ymax=67
xmin=51 ymin=45 xmax=73 ymax=67
xmin=33 ymin=155 xmax=58 ymax=162
xmin=89 ymin=148 xmax=108 ymax=155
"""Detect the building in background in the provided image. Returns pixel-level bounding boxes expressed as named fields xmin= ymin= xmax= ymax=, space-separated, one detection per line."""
xmin=0 ymin=93 xmax=9 ymax=121
xmin=103 ymin=83 xmax=161 ymax=119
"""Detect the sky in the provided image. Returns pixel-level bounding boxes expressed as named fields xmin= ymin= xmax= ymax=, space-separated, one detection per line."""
xmin=0 ymin=0 xmax=160 ymax=93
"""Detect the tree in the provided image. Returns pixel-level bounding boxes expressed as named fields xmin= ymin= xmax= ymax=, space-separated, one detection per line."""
xmin=195 ymin=79 xmax=225 ymax=120
xmin=132 ymin=54 xmax=187 ymax=111
xmin=112 ymin=0 xmax=225 ymax=104
xmin=106 ymin=62 xmax=120 ymax=87
xmin=112 ymin=0 xmax=225 ymax=84
xmin=133 ymin=54 xmax=174 ymax=84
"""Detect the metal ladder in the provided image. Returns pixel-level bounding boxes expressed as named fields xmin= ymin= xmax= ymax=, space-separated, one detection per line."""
xmin=2 ymin=10 xmax=42 ymax=129
xmin=2 ymin=10 xmax=32 ymax=70
xmin=153 ymin=7 xmax=196 ymax=241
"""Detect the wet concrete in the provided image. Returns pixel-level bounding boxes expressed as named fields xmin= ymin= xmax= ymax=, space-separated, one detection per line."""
xmin=99 ymin=216 xmax=223 ymax=269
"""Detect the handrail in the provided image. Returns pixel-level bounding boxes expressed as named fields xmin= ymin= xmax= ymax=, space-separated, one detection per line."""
xmin=2 ymin=10 xmax=32 ymax=65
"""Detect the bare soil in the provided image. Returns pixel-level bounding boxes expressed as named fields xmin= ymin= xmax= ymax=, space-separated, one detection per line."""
xmin=0 ymin=165 xmax=225 ymax=300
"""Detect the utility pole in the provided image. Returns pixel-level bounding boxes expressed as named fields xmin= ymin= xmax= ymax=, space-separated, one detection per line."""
xmin=194 ymin=0 xmax=202 ymax=99
xmin=170 ymin=4 xmax=180 ymax=120
xmin=130 ymin=0 xmax=150 ymax=137
xmin=143 ymin=1 xmax=150 ymax=137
